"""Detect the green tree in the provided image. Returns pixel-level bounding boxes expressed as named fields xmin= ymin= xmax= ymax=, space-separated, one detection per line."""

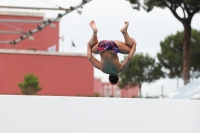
xmin=127 ymin=0 xmax=200 ymax=84
xmin=18 ymin=73 xmax=41 ymax=95
xmin=118 ymin=53 xmax=164 ymax=97
xmin=157 ymin=29 xmax=200 ymax=80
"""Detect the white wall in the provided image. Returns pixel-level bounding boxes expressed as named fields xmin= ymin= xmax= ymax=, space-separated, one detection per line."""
xmin=0 ymin=95 xmax=200 ymax=133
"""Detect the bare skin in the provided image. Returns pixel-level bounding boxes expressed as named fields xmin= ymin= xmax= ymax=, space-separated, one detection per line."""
xmin=87 ymin=20 xmax=136 ymax=76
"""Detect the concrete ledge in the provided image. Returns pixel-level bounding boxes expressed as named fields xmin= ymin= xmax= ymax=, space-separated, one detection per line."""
xmin=0 ymin=95 xmax=200 ymax=133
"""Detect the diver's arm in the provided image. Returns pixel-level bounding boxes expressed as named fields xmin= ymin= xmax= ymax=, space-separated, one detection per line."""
xmin=119 ymin=40 xmax=136 ymax=72
xmin=87 ymin=43 xmax=100 ymax=69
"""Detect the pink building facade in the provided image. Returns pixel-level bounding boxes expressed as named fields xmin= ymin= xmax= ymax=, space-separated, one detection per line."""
xmin=0 ymin=50 xmax=94 ymax=96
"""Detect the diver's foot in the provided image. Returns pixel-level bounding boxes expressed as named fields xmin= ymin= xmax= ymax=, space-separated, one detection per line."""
xmin=89 ymin=20 xmax=98 ymax=33
xmin=120 ymin=21 xmax=129 ymax=34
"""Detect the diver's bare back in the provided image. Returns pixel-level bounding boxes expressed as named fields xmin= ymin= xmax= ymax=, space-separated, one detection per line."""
xmin=99 ymin=49 xmax=121 ymax=75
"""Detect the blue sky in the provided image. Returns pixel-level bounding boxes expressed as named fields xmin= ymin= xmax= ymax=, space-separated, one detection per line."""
xmin=1 ymin=0 xmax=200 ymax=97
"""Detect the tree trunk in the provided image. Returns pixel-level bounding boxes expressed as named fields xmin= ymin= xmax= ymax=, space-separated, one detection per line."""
xmin=182 ymin=21 xmax=191 ymax=84
xmin=177 ymin=76 xmax=179 ymax=89
xmin=139 ymin=84 xmax=142 ymax=98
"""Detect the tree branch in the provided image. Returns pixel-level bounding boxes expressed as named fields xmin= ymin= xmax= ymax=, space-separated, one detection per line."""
xmin=179 ymin=2 xmax=186 ymax=18
xmin=190 ymin=6 xmax=200 ymax=18
xmin=164 ymin=1 xmax=183 ymax=23
xmin=163 ymin=0 xmax=170 ymax=8
xmin=183 ymin=3 xmax=191 ymax=15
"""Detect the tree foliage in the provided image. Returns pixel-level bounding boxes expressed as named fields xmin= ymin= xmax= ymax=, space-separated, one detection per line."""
xmin=118 ymin=53 xmax=164 ymax=97
xmin=18 ymin=73 xmax=41 ymax=95
xmin=157 ymin=29 xmax=200 ymax=78
xmin=127 ymin=0 xmax=200 ymax=84
xmin=128 ymin=0 xmax=200 ymax=13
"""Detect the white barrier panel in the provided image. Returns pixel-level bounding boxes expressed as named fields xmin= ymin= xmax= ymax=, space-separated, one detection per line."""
xmin=0 ymin=95 xmax=200 ymax=133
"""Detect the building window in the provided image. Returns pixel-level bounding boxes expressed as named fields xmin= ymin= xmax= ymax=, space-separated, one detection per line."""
xmin=104 ymin=85 xmax=112 ymax=97
xmin=28 ymin=48 xmax=37 ymax=51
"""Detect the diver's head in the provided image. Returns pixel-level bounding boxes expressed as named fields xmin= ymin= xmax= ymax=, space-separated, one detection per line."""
xmin=108 ymin=74 xmax=119 ymax=85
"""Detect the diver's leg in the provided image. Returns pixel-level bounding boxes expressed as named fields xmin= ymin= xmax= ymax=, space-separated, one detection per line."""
xmin=113 ymin=40 xmax=131 ymax=54
xmin=89 ymin=20 xmax=98 ymax=48
xmin=88 ymin=20 xmax=99 ymax=54
xmin=114 ymin=21 xmax=137 ymax=54
xmin=120 ymin=21 xmax=133 ymax=48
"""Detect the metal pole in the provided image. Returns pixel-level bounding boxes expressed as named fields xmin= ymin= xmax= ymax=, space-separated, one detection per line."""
xmin=1 ymin=0 xmax=92 ymax=45
xmin=177 ymin=76 xmax=179 ymax=89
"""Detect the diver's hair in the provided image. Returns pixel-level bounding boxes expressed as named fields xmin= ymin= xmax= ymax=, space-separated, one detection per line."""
xmin=109 ymin=75 xmax=119 ymax=85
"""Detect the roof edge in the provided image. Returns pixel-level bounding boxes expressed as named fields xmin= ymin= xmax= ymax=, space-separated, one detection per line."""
xmin=0 ymin=49 xmax=87 ymax=57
